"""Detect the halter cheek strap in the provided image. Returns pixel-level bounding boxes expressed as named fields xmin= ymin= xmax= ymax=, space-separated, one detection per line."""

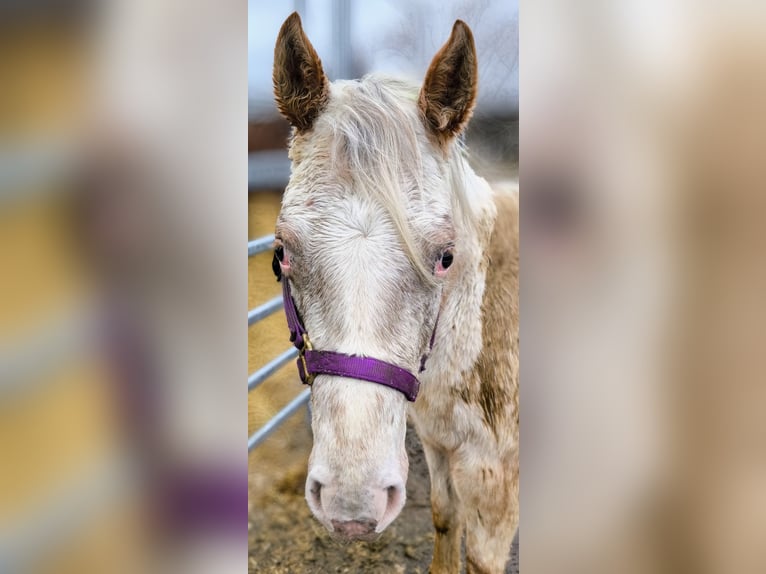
xmin=281 ymin=278 xmax=437 ymax=402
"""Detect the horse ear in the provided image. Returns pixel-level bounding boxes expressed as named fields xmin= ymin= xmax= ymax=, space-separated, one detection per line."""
xmin=418 ymin=20 xmax=478 ymax=142
xmin=273 ymin=12 xmax=329 ymax=131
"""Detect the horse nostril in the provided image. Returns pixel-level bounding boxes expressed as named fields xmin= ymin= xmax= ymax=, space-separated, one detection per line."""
xmin=308 ymin=478 xmax=323 ymax=511
xmin=386 ymin=484 xmax=404 ymax=515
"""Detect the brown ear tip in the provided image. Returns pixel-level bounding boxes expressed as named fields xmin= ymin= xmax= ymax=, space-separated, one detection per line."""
xmin=281 ymin=11 xmax=303 ymax=33
xmin=452 ymin=19 xmax=473 ymax=39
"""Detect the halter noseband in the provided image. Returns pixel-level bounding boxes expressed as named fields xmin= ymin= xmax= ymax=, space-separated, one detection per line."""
xmin=280 ymin=278 xmax=437 ymax=402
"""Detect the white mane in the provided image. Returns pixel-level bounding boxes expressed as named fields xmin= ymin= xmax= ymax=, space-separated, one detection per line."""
xmin=302 ymin=74 xmax=491 ymax=283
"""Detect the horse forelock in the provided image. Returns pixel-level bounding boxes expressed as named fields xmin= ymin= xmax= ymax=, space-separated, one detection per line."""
xmin=286 ymin=75 xmax=489 ymax=284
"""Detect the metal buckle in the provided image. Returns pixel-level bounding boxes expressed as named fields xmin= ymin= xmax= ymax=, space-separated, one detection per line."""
xmin=299 ymin=334 xmax=314 ymax=386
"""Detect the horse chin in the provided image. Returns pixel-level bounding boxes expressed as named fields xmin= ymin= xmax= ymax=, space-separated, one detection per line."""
xmin=328 ymin=526 xmax=382 ymax=543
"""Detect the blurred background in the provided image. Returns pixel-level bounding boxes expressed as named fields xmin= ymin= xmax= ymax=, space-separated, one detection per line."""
xmin=0 ymin=1 xmax=247 ymax=573
xmin=246 ymin=1 xmax=518 ymax=572
xmin=522 ymin=2 xmax=766 ymax=573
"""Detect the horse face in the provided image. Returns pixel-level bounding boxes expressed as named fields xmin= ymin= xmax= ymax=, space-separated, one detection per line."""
xmin=273 ymin=12 xmax=476 ymax=539
xmin=275 ymin=188 xmax=446 ymax=539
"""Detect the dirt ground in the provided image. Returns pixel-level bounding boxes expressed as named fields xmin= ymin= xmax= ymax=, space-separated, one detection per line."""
xmin=248 ymin=191 xmax=518 ymax=573
xmin=249 ymin=425 xmax=433 ymax=574
xmin=248 ymin=424 xmax=518 ymax=574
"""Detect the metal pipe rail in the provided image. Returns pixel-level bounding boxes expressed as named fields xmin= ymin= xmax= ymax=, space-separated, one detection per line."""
xmin=248 ymin=234 xmax=275 ymax=257
xmin=248 ymin=295 xmax=283 ymax=326
xmin=248 ymin=388 xmax=311 ymax=451
xmin=248 ymin=347 xmax=298 ymax=392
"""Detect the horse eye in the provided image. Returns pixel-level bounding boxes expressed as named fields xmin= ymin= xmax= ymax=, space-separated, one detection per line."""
xmin=440 ymin=250 xmax=453 ymax=269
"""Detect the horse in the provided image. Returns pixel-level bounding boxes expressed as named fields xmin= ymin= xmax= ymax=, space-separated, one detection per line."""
xmin=271 ymin=13 xmax=518 ymax=573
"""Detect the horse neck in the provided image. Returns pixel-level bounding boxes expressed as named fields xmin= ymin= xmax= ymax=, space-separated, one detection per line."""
xmin=431 ymin=164 xmax=497 ymax=381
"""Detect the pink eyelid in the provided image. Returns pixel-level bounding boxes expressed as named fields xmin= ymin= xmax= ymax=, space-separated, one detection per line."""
xmin=274 ymin=239 xmax=291 ymax=269
xmin=434 ymin=246 xmax=454 ymax=277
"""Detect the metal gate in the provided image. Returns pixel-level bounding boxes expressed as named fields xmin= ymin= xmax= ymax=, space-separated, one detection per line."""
xmin=247 ymin=233 xmax=310 ymax=451
xmin=247 ymin=0 xmax=353 ymax=451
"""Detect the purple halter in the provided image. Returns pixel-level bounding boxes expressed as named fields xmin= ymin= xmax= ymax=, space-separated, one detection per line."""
xmin=281 ymin=278 xmax=437 ymax=402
